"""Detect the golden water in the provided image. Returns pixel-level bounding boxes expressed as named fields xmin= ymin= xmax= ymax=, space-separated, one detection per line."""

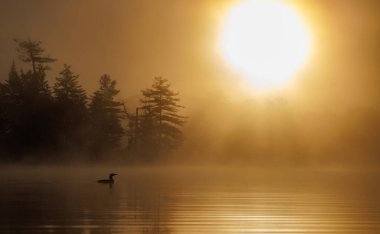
xmin=1 ymin=166 xmax=379 ymax=233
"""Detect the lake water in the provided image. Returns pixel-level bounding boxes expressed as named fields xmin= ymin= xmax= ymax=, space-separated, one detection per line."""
xmin=0 ymin=166 xmax=379 ymax=233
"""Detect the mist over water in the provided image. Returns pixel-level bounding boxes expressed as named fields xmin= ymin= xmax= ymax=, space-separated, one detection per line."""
xmin=1 ymin=0 xmax=380 ymax=233
xmin=1 ymin=165 xmax=380 ymax=233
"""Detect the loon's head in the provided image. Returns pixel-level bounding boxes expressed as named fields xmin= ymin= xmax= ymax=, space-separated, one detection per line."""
xmin=109 ymin=173 xmax=118 ymax=177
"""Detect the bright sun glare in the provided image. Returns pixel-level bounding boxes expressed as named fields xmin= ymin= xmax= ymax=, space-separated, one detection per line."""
xmin=221 ymin=0 xmax=312 ymax=90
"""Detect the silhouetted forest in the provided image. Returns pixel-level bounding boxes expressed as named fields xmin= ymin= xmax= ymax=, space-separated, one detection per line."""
xmin=0 ymin=39 xmax=186 ymax=163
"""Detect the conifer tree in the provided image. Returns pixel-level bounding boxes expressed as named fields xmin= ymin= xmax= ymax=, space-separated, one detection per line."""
xmin=0 ymin=63 xmax=23 ymax=157
xmin=136 ymin=77 xmax=186 ymax=160
xmin=54 ymin=64 xmax=87 ymax=108
xmin=53 ymin=64 xmax=88 ymax=150
xmin=14 ymin=39 xmax=56 ymax=74
xmin=3 ymin=39 xmax=57 ymax=156
xmin=89 ymin=74 xmax=124 ymax=156
xmin=6 ymin=62 xmax=23 ymax=95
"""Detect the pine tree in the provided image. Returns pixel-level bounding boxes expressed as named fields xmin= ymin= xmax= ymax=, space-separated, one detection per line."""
xmin=135 ymin=77 xmax=186 ymax=161
xmin=13 ymin=39 xmax=56 ymax=98
xmin=89 ymin=74 xmax=124 ymax=157
xmin=0 ymin=63 xmax=23 ymax=158
xmin=1 ymin=62 xmax=21 ymax=131
xmin=53 ymin=64 xmax=88 ymax=150
xmin=6 ymin=62 xmax=23 ymax=96
xmin=12 ymin=39 xmax=54 ymax=98
xmin=14 ymin=39 xmax=56 ymax=74
xmin=0 ymin=76 xmax=10 ymax=156
xmin=54 ymin=64 xmax=87 ymax=106
xmin=0 ymin=62 xmax=55 ymax=157
xmin=1 ymin=39 xmax=57 ymax=157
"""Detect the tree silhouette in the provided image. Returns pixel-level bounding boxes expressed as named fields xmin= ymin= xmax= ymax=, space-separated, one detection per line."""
xmin=13 ymin=39 xmax=53 ymax=98
xmin=14 ymin=39 xmax=56 ymax=74
xmin=53 ymin=64 xmax=88 ymax=151
xmin=54 ymin=64 xmax=86 ymax=105
xmin=89 ymin=74 xmax=124 ymax=158
xmin=1 ymin=38 xmax=189 ymax=163
xmin=0 ymin=64 xmax=56 ymax=158
xmin=0 ymin=64 xmax=19 ymax=156
xmin=0 ymin=40 xmax=58 ymax=159
xmin=132 ymin=77 xmax=186 ymax=161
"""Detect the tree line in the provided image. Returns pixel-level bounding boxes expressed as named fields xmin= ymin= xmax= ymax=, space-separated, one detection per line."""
xmin=0 ymin=39 xmax=186 ymax=163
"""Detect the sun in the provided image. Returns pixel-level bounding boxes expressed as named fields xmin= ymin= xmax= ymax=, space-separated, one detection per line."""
xmin=221 ymin=0 xmax=312 ymax=90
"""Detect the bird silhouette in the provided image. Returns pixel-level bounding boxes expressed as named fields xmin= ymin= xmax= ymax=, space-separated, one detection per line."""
xmin=97 ymin=173 xmax=118 ymax=184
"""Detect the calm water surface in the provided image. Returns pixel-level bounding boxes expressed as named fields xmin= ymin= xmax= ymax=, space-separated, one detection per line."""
xmin=0 ymin=166 xmax=379 ymax=233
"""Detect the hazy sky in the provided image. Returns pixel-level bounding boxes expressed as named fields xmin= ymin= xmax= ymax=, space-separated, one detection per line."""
xmin=0 ymin=0 xmax=233 ymax=102
xmin=1 ymin=0 xmax=380 ymax=163
xmin=1 ymin=0 xmax=379 ymax=106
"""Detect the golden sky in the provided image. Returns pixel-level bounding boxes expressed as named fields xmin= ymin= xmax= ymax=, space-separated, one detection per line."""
xmin=1 ymin=0 xmax=380 ymax=164
xmin=0 ymin=0 xmax=379 ymax=102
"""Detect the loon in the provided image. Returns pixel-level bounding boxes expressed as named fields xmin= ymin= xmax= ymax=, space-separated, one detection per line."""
xmin=97 ymin=173 xmax=118 ymax=184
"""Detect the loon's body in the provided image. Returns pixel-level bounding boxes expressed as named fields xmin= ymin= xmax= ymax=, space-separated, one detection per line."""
xmin=97 ymin=173 xmax=118 ymax=184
